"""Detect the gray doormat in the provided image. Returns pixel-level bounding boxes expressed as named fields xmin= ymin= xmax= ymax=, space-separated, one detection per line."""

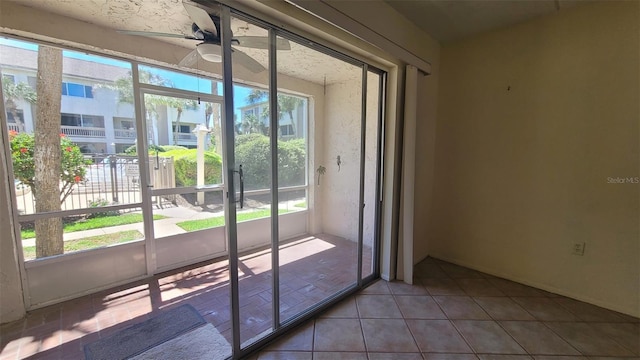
xmin=131 ymin=323 xmax=231 ymax=360
xmin=84 ymin=304 xmax=206 ymax=360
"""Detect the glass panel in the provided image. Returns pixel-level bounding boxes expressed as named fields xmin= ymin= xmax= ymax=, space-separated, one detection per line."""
xmin=142 ymin=94 xmax=223 ymax=188
xmin=0 ymin=39 xmax=140 ymax=215
xmin=229 ymin=15 xmax=273 ymax=348
xmin=66 ymin=82 xmax=85 ymax=97
xmin=151 ymin=189 xmax=224 ymax=238
xmin=19 ymin=211 xmax=144 ymax=261
xmin=362 ymin=71 xmax=381 ymax=278
xmin=138 ymin=64 xmax=217 ymax=94
xmin=277 ymin=35 xmax=362 ymax=322
xmin=0 ymin=38 xmax=144 ymax=262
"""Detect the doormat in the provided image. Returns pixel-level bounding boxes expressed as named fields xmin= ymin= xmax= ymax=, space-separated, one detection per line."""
xmin=131 ymin=323 xmax=231 ymax=360
xmin=84 ymin=304 xmax=206 ymax=360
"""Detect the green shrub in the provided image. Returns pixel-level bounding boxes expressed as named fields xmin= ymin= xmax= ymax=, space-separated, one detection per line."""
xmin=124 ymin=144 xmax=167 ymax=155
xmin=87 ymin=198 xmax=120 ymax=218
xmin=235 ymin=134 xmax=306 ymax=190
xmin=9 ymin=131 xmax=89 ymax=202
xmin=161 ymin=149 xmax=222 ymax=186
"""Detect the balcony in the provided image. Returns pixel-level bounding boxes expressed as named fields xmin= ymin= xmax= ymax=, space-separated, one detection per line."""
xmin=6 ymin=123 xmax=20 ymax=133
xmin=61 ymin=125 xmax=106 ymax=138
xmin=173 ymin=131 xmax=197 ymax=145
xmin=114 ymin=128 xmax=137 ymax=139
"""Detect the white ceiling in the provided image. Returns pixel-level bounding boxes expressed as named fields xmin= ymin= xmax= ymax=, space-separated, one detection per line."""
xmin=384 ymin=0 xmax=584 ymax=43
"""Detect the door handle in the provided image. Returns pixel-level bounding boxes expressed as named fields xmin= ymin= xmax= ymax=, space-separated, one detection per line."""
xmin=238 ymin=165 xmax=244 ymax=209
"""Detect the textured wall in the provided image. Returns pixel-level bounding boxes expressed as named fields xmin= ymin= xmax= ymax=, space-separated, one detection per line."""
xmin=321 ymin=77 xmax=363 ymax=242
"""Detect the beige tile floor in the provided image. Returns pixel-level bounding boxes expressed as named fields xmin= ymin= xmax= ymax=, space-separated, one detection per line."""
xmin=1 ymin=254 xmax=637 ymax=360
xmin=251 ymin=257 xmax=639 ymax=360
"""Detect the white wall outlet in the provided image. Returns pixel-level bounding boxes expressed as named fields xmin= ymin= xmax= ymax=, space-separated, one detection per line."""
xmin=572 ymin=242 xmax=586 ymax=256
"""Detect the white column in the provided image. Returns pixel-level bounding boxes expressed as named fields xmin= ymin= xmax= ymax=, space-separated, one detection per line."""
xmin=193 ymin=124 xmax=210 ymax=205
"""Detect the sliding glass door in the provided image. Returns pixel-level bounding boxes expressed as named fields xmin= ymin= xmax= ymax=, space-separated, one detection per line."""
xmin=219 ymin=5 xmax=386 ymax=357
xmin=0 ymin=2 xmax=385 ymax=358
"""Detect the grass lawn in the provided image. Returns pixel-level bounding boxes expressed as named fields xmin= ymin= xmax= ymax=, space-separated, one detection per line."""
xmin=23 ymin=230 xmax=143 ymax=260
xmin=21 ymin=214 xmax=166 ymax=239
xmin=294 ymin=201 xmax=307 ymax=208
xmin=177 ymin=208 xmax=291 ymax=232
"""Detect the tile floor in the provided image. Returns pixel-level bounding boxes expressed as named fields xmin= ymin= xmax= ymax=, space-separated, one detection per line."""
xmin=251 ymin=257 xmax=639 ymax=360
xmin=0 ymin=234 xmax=371 ymax=359
xmin=1 ymin=254 xmax=638 ymax=360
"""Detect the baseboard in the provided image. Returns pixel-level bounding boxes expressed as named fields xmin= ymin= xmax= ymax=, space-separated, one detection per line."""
xmin=428 ymin=253 xmax=640 ymax=318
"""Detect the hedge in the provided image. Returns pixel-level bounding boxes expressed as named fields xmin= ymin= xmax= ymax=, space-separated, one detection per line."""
xmin=235 ymin=134 xmax=306 ymax=190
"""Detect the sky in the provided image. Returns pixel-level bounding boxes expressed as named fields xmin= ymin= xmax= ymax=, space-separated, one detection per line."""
xmin=0 ymin=37 xmax=257 ymax=120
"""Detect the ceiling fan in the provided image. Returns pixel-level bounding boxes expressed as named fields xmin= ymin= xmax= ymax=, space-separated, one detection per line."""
xmin=117 ymin=0 xmax=290 ymax=73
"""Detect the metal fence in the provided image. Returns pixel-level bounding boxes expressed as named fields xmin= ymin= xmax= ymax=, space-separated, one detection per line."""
xmin=13 ymin=154 xmax=175 ymax=215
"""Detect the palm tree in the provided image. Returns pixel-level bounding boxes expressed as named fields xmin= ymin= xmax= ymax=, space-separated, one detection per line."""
xmin=164 ymin=96 xmax=198 ymax=145
xmin=277 ymin=94 xmax=303 ymax=136
xmin=108 ymin=70 xmax=198 ymax=146
xmin=2 ymin=74 xmax=36 ymax=132
xmin=34 ymin=45 xmax=64 ymax=258
xmin=242 ymin=113 xmax=262 ymax=134
xmin=246 ymin=89 xmax=302 ymax=138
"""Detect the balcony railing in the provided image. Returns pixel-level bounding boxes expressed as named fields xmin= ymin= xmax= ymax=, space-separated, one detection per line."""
xmin=61 ymin=125 xmax=105 ymax=138
xmin=114 ymin=129 xmax=137 ymax=139
xmin=174 ymin=132 xmax=197 ymax=141
xmin=7 ymin=123 xmax=20 ymax=133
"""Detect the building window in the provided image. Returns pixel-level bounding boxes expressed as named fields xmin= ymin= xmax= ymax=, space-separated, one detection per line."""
xmin=280 ymin=124 xmax=294 ymax=136
xmin=2 ymin=74 xmax=15 ymax=84
xmin=61 ymin=82 xmax=93 ymax=98
xmin=119 ymin=120 xmax=134 ymax=129
xmin=6 ymin=109 xmax=23 ymax=124
xmin=61 ymin=113 xmax=81 ymax=127
xmin=243 ymin=108 xmax=256 ymax=118
xmin=173 ymin=125 xmax=191 ymax=133
xmin=61 ymin=113 xmax=104 ymax=128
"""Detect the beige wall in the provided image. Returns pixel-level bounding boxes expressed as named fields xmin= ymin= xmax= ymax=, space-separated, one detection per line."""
xmin=430 ymin=1 xmax=639 ymax=316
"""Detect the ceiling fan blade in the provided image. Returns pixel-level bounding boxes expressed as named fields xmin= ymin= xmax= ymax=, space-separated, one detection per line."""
xmin=233 ymin=36 xmax=291 ymax=50
xmin=178 ymin=49 xmax=199 ymax=67
xmin=117 ymin=30 xmax=197 ymax=40
xmin=183 ymin=1 xmax=218 ymax=37
xmin=232 ymin=48 xmax=266 ymax=73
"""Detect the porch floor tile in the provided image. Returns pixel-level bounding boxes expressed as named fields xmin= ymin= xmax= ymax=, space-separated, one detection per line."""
xmin=1 ymin=255 xmax=638 ymax=360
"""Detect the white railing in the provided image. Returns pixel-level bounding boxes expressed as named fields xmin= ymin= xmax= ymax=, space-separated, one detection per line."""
xmin=114 ymin=129 xmax=137 ymax=139
xmin=61 ymin=125 xmax=106 ymax=138
xmin=174 ymin=132 xmax=197 ymax=141
xmin=7 ymin=124 xmax=20 ymax=132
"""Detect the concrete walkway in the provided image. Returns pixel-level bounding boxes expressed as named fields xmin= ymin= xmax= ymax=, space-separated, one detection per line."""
xmin=21 ymin=205 xmax=225 ymax=247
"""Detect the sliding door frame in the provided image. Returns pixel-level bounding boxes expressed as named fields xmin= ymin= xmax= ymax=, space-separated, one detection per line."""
xmin=218 ymin=4 xmax=387 ymax=358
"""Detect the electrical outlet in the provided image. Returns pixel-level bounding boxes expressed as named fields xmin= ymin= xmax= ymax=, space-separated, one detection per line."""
xmin=572 ymin=242 xmax=586 ymax=256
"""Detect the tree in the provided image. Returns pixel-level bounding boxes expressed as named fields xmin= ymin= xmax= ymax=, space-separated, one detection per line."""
xmin=34 ymin=45 xmax=64 ymax=258
xmin=108 ymin=70 xmax=198 ymax=146
xmin=10 ymin=132 xmax=88 ymax=204
xmin=242 ymin=113 xmax=266 ymax=135
xmin=2 ymin=74 xmax=36 ymax=132
xmin=246 ymin=89 xmax=303 ymax=138
xmin=277 ymin=95 xmax=303 ymax=136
